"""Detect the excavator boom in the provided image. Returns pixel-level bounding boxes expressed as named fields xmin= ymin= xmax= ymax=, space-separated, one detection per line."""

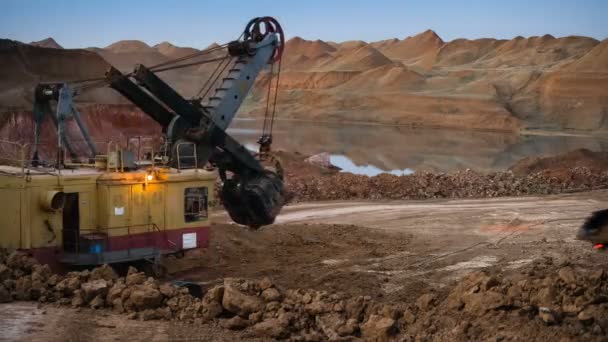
xmin=32 ymin=17 xmax=286 ymax=228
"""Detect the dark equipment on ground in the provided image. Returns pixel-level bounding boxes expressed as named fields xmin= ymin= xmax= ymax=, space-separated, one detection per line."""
xmin=577 ymin=209 xmax=608 ymax=250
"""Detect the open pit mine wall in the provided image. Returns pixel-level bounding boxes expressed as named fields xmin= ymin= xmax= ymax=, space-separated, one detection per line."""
xmin=0 ymin=105 xmax=162 ymax=160
xmin=2 ymin=36 xmax=608 ymax=133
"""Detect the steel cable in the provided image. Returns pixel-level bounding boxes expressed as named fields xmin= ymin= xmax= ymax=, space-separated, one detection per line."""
xmin=195 ymin=52 xmax=232 ymax=100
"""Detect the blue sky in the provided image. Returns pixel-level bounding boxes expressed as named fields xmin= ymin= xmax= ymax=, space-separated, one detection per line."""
xmin=1 ymin=0 xmax=606 ymax=49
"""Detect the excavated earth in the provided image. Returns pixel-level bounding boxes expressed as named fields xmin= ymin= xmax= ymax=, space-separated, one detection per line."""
xmin=1 ymin=150 xmax=607 ymax=341
xmin=275 ymin=150 xmax=608 ymax=203
xmin=1 ymin=189 xmax=608 ymax=341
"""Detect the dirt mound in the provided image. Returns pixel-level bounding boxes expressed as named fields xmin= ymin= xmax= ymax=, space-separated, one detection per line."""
xmin=4 ymin=243 xmax=608 ymax=340
xmin=338 ymin=63 xmax=425 ymax=91
xmin=510 ymin=149 xmax=608 ymax=176
xmin=287 ymin=167 xmax=608 ymax=203
xmin=2 ymin=32 xmax=608 ymax=132
xmin=29 ymin=37 xmax=63 ymax=49
xmin=94 ymin=44 xmax=168 ymax=71
xmin=369 ymin=38 xmax=399 ymax=51
xmin=276 ymin=152 xmax=608 ymax=203
xmin=406 ymin=260 xmax=608 ymax=341
xmin=567 ymin=39 xmax=608 ymax=72
xmin=282 ymin=38 xmax=337 ymax=71
xmin=374 ymin=30 xmax=444 ymax=69
xmin=284 ymin=37 xmax=336 ymax=59
xmin=275 ymin=71 xmax=360 ymax=90
xmin=154 ymin=42 xmax=199 ymax=59
xmin=105 ymin=40 xmax=156 ymax=53
xmin=316 ymin=45 xmax=392 ymax=71
xmin=476 ymin=35 xmax=598 ymax=68
xmin=336 ymin=40 xmax=368 ymax=50
xmin=436 ymin=38 xmax=505 ymax=66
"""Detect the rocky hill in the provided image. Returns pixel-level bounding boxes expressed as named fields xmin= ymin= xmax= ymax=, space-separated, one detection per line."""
xmin=1 ymin=31 xmax=607 ymax=132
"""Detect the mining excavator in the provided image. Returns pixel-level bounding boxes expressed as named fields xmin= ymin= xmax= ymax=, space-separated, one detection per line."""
xmin=0 ymin=17 xmax=286 ymax=270
xmin=35 ymin=16 xmax=285 ymax=228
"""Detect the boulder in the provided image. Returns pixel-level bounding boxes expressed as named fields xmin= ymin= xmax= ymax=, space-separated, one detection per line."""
xmin=111 ymin=298 xmax=125 ymax=313
xmin=201 ymin=285 xmax=224 ymax=320
xmin=251 ymin=318 xmax=289 ymax=339
xmin=126 ymin=272 xmax=147 ymax=286
xmin=558 ymin=267 xmax=577 ymax=284
xmin=159 ymin=283 xmax=177 ymax=298
xmin=90 ymin=264 xmax=118 ymax=281
xmin=337 ymin=318 xmax=359 ymax=337
xmin=31 ymin=264 xmax=51 ymax=281
xmin=106 ymin=280 xmax=126 ymax=303
xmin=81 ymin=279 xmax=109 ymax=302
xmin=538 ymin=307 xmax=558 ymax=325
xmin=534 ymin=287 xmax=556 ymax=307
xmin=90 ymin=294 xmax=105 ymax=309
xmin=261 ymin=287 xmax=282 ymax=302
xmin=302 ymin=292 xmax=313 ymax=304
xmin=360 ymin=314 xmax=396 ymax=341
xmin=222 ymin=281 xmax=264 ymax=316
xmin=316 ymin=313 xmax=345 ymax=339
xmin=71 ymin=290 xmax=85 ymax=307
xmin=55 ymin=276 xmax=81 ymax=295
xmin=127 ymin=285 xmax=163 ymax=310
xmin=462 ymin=291 xmax=507 ymax=314
xmin=305 ymin=300 xmax=331 ymax=315
xmin=258 ymin=277 xmax=274 ymax=290
xmin=6 ymin=251 xmax=29 ymax=269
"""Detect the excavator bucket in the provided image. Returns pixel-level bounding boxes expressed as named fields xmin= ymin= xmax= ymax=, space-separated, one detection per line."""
xmin=220 ymin=171 xmax=285 ymax=229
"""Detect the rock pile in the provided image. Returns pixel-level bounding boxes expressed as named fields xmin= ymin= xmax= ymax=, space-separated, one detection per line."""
xmin=402 ymin=258 xmax=608 ymax=341
xmin=286 ymin=167 xmax=608 ymax=203
xmin=0 ymin=249 xmax=399 ymax=340
xmin=2 ymin=249 xmax=608 ymax=340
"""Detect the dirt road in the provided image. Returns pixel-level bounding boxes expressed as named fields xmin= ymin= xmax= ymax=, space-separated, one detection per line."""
xmin=3 ymin=190 xmax=608 ymax=341
xmin=207 ymin=190 xmax=608 ymax=297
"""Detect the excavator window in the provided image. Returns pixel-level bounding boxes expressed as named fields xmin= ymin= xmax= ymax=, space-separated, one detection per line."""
xmin=184 ymin=187 xmax=208 ymax=223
